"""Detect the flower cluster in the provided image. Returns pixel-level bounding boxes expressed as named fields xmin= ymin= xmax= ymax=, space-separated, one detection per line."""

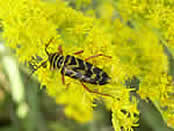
xmin=116 ymin=0 xmax=174 ymax=128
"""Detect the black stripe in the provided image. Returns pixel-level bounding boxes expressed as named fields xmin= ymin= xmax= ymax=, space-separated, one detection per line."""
xmin=72 ymin=58 xmax=86 ymax=71
xmin=53 ymin=54 xmax=59 ymax=69
xmin=93 ymin=67 xmax=102 ymax=74
xmin=57 ymin=56 xmax=64 ymax=68
xmin=64 ymin=55 xmax=71 ymax=65
xmin=77 ymin=58 xmax=85 ymax=70
xmin=95 ymin=73 xmax=100 ymax=81
xmin=99 ymin=72 xmax=110 ymax=85
xmin=85 ymin=62 xmax=92 ymax=71
xmin=84 ymin=62 xmax=93 ymax=77
xmin=69 ymin=56 xmax=76 ymax=65
xmin=49 ymin=54 xmax=54 ymax=66
xmin=85 ymin=70 xmax=93 ymax=77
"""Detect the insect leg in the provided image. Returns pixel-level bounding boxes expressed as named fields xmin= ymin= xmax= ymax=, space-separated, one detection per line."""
xmin=61 ymin=72 xmax=71 ymax=89
xmin=80 ymin=82 xmax=113 ymax=98
xmin=85 ymin=54 xmax=112 ymax=61
xmin=61 ymin=74 xmax=65 ymax=85
xmin=58 ymin=45 xmax=63 ymax=55
xmin=73 ymin=50 xmax=84 ymax=55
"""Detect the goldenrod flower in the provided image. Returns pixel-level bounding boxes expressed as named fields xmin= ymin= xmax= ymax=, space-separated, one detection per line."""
xmin=1 ymin=0 xmax=174 ymax=130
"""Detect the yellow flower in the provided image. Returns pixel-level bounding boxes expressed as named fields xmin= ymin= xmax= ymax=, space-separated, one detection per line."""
xmin=1 ymin=0 xmax=174 ymax=130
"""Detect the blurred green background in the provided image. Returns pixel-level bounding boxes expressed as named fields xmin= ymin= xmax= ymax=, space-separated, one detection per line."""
xmin=0 ymin=41 xmax=174 ymax=131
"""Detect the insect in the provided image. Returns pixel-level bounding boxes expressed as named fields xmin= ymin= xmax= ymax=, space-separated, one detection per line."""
xmin=30 ymin=38 xmax=112 ymax=97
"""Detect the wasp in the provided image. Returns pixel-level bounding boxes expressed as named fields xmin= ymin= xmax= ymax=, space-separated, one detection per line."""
xmin=30 ymin=38 xmax=112 ymax=97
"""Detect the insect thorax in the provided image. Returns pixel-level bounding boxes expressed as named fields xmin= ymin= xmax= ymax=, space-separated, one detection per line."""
xmin=49 ymin=53 xmax=64 ymax=69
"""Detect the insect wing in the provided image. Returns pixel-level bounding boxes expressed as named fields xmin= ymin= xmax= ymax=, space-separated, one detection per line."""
xmin=63 ymin=55 xmax=110 ymax=85
xmin=63 ymin=66 xmax=97 ymax=84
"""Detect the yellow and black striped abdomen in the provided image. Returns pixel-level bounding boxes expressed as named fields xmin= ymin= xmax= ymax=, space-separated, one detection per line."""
xmin=61 ymin=55 xmax=111 ymax=85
